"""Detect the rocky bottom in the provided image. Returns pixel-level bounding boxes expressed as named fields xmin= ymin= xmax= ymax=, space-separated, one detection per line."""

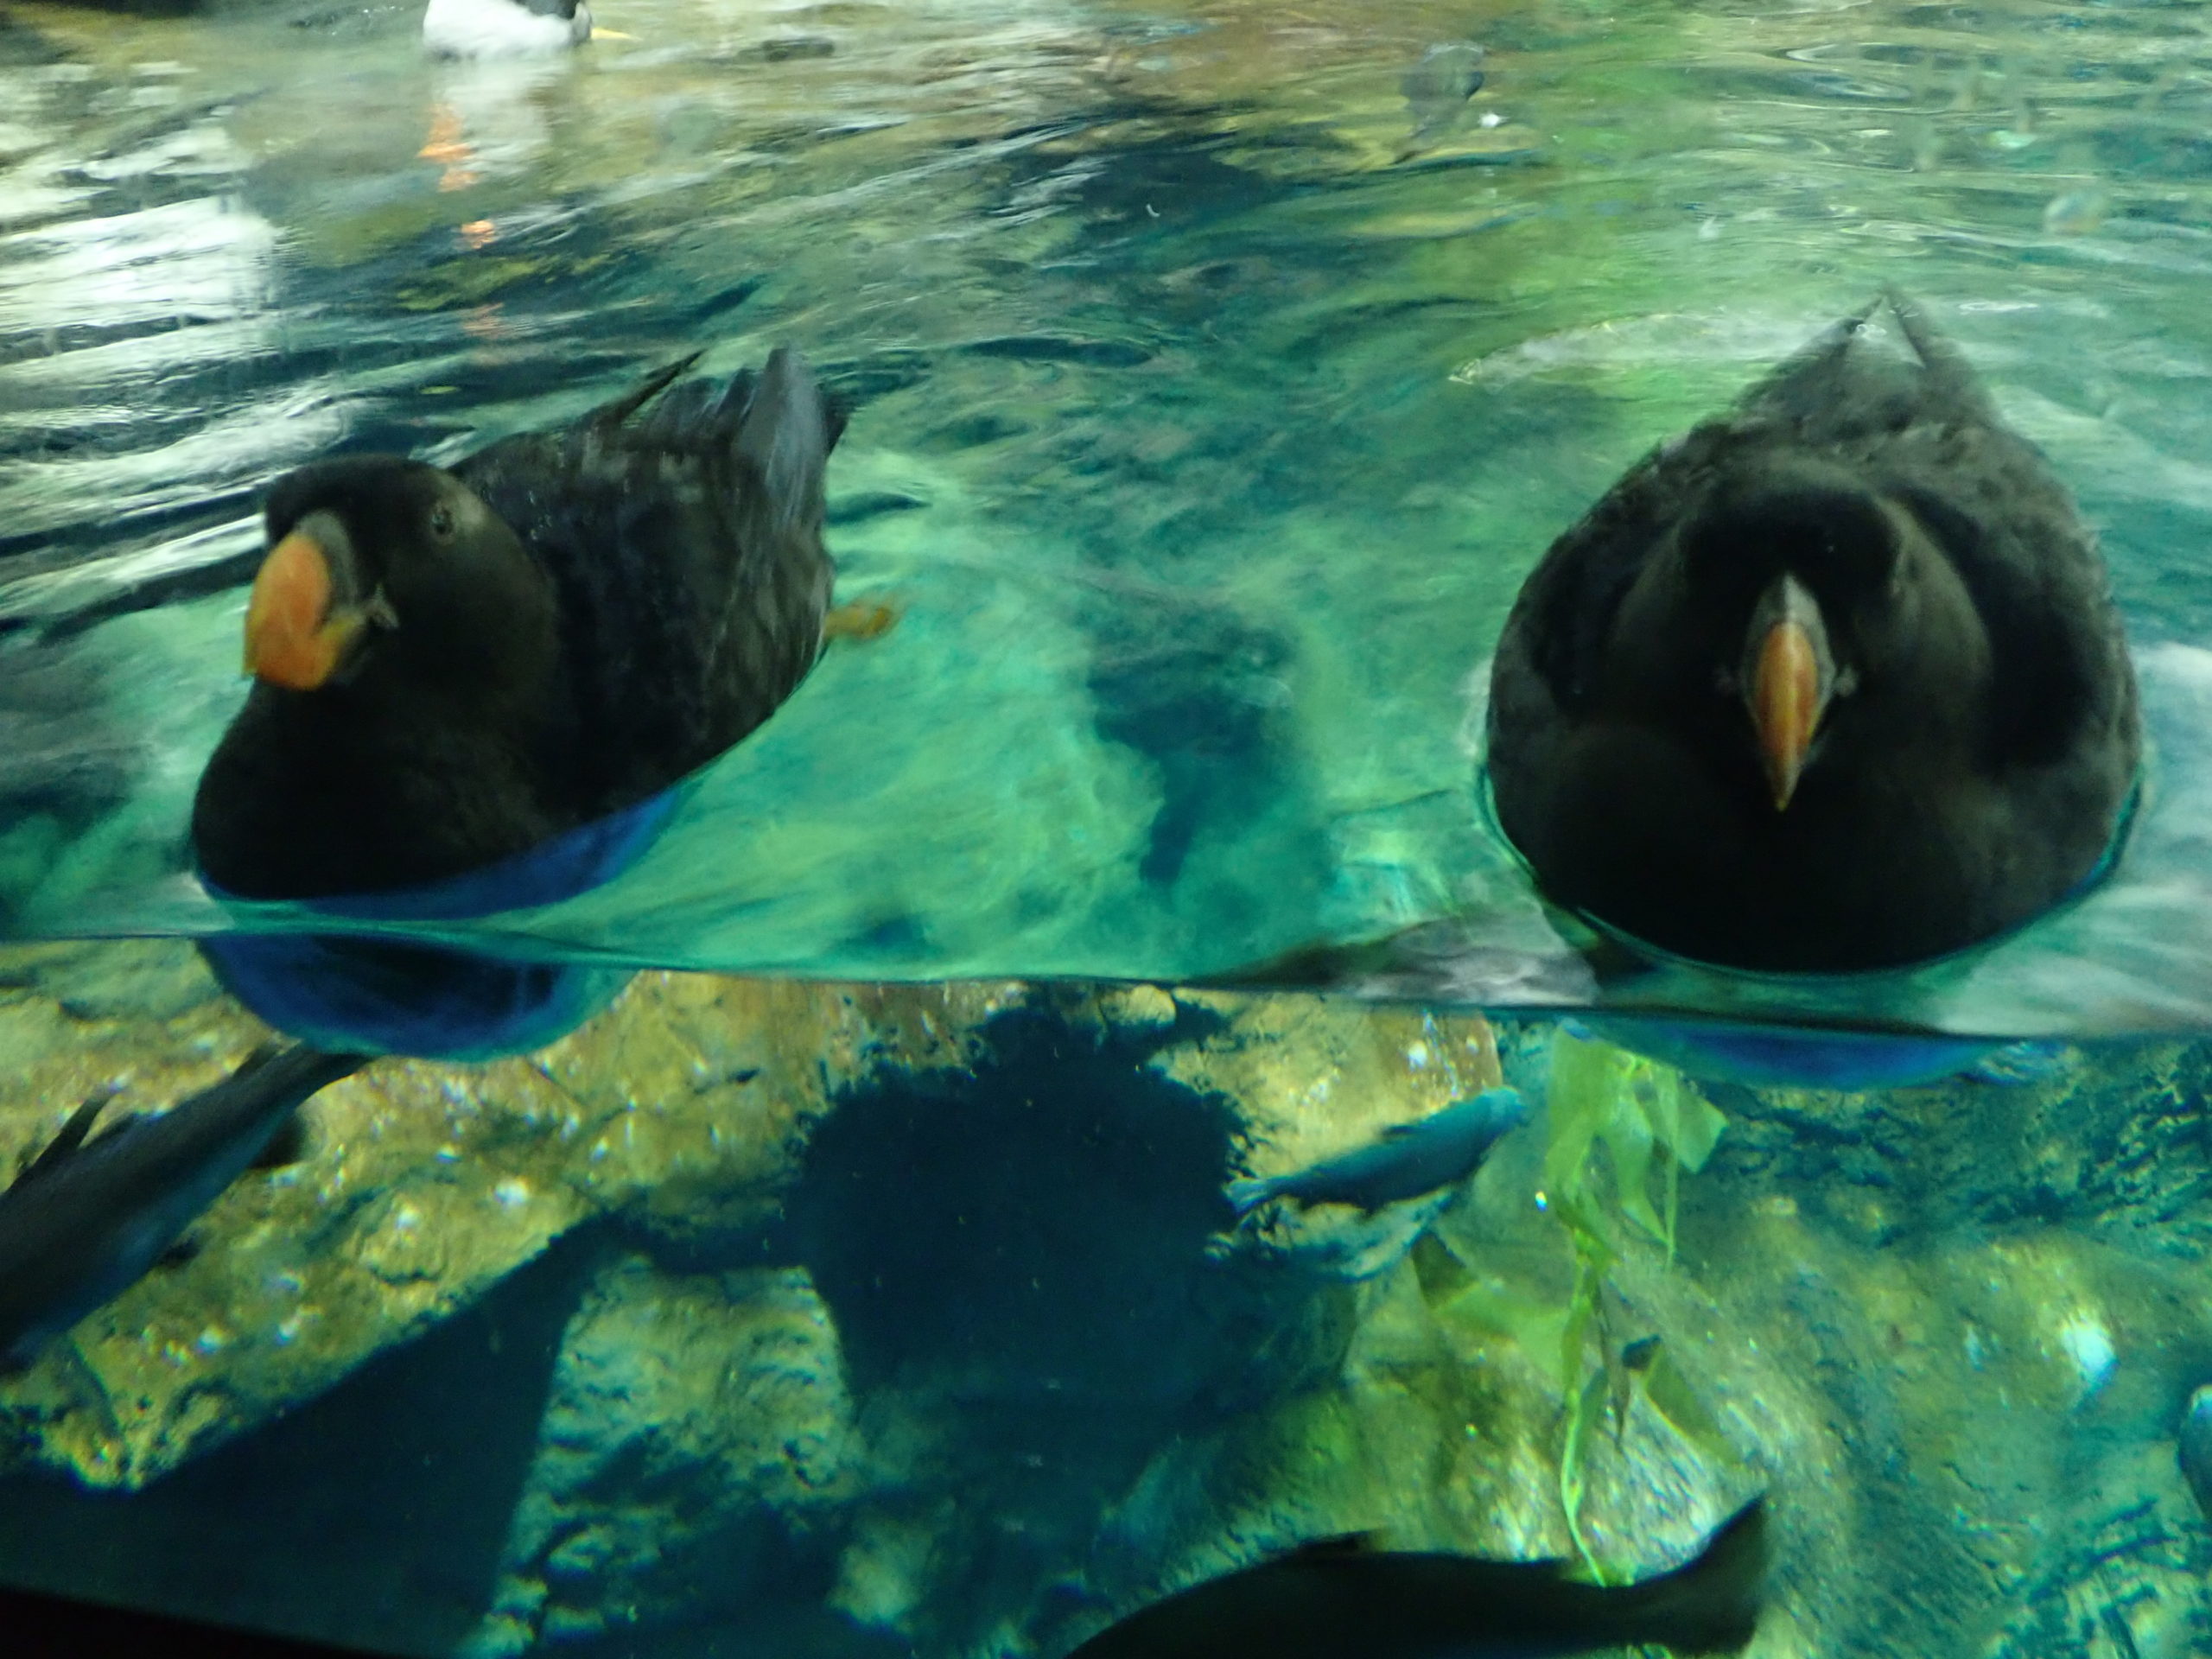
xmin=0 ymin=941 xmax=2207 ymax=1658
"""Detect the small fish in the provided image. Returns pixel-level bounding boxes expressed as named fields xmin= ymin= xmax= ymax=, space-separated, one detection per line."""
xmin=1228 ymin=1087 xmax=1528 ymax=1220
xmin=0 ymin=1043 xmax=366 ymax=1371
xmin=1068 ymin=1497 xmax=1768 ymax=1659
xmin=2178 ymin=1384 xmax=2212 ymax=1522
xmin=1400 ymin=41 xmax=1486 ymax=155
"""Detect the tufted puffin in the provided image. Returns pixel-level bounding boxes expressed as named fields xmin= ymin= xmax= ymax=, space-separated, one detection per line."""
xmin=1485 ymin=293 xmax=2139 ymax=974
xmin=192 ymin=346 xmax=842 ymax=906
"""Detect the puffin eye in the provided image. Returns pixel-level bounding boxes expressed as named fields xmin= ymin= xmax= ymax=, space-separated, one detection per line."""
xmin=428 ymin=504 xmax=457 ymax=541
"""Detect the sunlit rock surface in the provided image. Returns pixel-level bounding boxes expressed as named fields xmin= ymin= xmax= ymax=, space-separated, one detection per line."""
xmin=468 ymin=1256 xmax=866 ymax=1656
xmin=0 ymin=940 xmax=1010 ymax=1488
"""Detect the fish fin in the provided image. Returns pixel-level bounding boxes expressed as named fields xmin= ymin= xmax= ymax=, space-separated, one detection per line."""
xmin=245 ymin=1044 xmax=372 ymax=1103
xmin=1379 ymin=1118 xmax=1425 ymax=1139
xmin=249 ymin=1113 xmax=310 ymax=1172
xmin=588 ymin=352 xmax=708 ymax=431
xmin=735 ymin=346 xmax=833 ymax=532
xmin=1615 ymin=1497 xmax=1769 ymax=1655
xmin=233 ymin=1047 xmax=367 ymax=1166
xmin=16 ymin=1094 xmax=113 ymax=1185
xmin=1226 ymin=1176 xmax=1279 ymax=1221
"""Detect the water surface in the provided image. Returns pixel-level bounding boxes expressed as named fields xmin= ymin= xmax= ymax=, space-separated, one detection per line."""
xmin=5 ymin=0 xmax=2212 ymax=1037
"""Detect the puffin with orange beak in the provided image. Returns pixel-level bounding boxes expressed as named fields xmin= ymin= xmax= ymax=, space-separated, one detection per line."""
xmin=1485 ymin=293 xmax=2139 ymax=972
xmin=192 ymin=346 xmax=842 ymax=906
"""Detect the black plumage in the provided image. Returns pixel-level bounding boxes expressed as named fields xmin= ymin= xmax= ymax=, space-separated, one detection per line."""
xmin=1486 ymin=294 xmax=2140 ymax=972
xmin=192 ymin=346 xmax=842 ymax=900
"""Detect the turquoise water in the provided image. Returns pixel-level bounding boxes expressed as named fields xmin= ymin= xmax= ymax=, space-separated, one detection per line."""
xmin=6 ymin=0 xmax=2212 ymax=1036
xmin=4 ymin=6 xmax=2212 ymax=1657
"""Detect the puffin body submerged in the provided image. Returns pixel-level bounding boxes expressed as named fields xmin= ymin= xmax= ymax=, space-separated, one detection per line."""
xmin=192 ymin=346 xmax=841 ymax=904
xmin=1486 ymin=294 xmax=2140 ymax=973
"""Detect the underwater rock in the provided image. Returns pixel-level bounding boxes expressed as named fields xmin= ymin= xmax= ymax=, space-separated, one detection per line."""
xmin=4 ymin=947 xmax=2211 ymax=1659
xmin=0 ymin=942 xmax=1012 ymax=1488
xmin=468 ymin=1255 xmax=864 ymax=1656
xmin=454 ymin=986 xmax=1478 ymax=1656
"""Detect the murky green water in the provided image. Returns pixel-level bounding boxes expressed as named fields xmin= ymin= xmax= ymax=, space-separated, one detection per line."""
xmin=5 ymin=0 xmax=2212 ymax=1033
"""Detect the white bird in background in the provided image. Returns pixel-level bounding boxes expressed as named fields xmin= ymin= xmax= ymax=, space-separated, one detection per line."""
xmin=423 ymin=0 xmax=592 ymax=59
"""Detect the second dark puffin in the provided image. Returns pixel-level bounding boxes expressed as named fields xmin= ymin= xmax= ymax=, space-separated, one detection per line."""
xmin=1485 ymin=294 xmax=2140 ymax=973
xmin=192 ymin=346 xmax=842 ymax=902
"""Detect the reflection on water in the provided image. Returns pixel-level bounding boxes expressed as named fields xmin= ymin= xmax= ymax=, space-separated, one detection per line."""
xmin=3 ymin=0 xmax=2212 ymax=1039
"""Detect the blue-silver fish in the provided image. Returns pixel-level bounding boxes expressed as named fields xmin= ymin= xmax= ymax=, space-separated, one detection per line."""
xmin=1229 ymin=1087 xmax=1528 ymax=1221
xmin=0 ymin=1043 xmax=365 ymax=1371
xmin=1070 ymin=1497 xmax=1766 ymax=1659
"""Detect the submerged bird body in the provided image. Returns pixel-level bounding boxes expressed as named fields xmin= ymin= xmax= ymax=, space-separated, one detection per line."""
xmin=1487 ymin=295 xmax=2139 ymax=972
xmin=423 ymin=0 xmax=591 ymax=59
xmin=1229 ymin=1086 xmax=1528 ymax=1219
xmin=193 ymin=347 xmax=840 ymax=903
xmin=1070 ymin=1497 xmax=1767 ymax=1659
xmin=0 ymin=1046 xmax=365 ymax=1370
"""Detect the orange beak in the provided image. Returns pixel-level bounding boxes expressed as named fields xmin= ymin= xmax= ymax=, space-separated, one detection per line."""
xmin=243 ymin=530 xmax=365 ymax=690
xmin=1750 ymin=615 xmax=1822 ymax=811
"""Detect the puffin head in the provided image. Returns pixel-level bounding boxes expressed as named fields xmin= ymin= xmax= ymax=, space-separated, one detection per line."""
xmin=245 ymin=456 xmax=556 ymax=707
xmin=1661 ymin=463 xmax=1987 ymax=817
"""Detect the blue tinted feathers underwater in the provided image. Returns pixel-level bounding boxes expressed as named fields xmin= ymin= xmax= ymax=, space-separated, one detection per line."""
xmin=198 ymin=786 xmax=674 ymax=1060
xmin=1228 ymin=1086 xmax=1529 ymax=1220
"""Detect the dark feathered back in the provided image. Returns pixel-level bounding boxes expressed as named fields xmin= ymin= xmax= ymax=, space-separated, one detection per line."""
xmin=1486 ymin=295 xmax=2140 ymax=970
xmin=458 ymin=348 xmax=840 ymax=821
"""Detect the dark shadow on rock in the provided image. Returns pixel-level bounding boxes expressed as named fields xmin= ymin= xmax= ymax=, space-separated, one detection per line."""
xmin=0 ymin=1227 xmax=605 ymax=1657
xmin=779 ymin=998 xmax=1257 ymax=1398
xmin=768 ymin=995 xmax=1358 ymax=1656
